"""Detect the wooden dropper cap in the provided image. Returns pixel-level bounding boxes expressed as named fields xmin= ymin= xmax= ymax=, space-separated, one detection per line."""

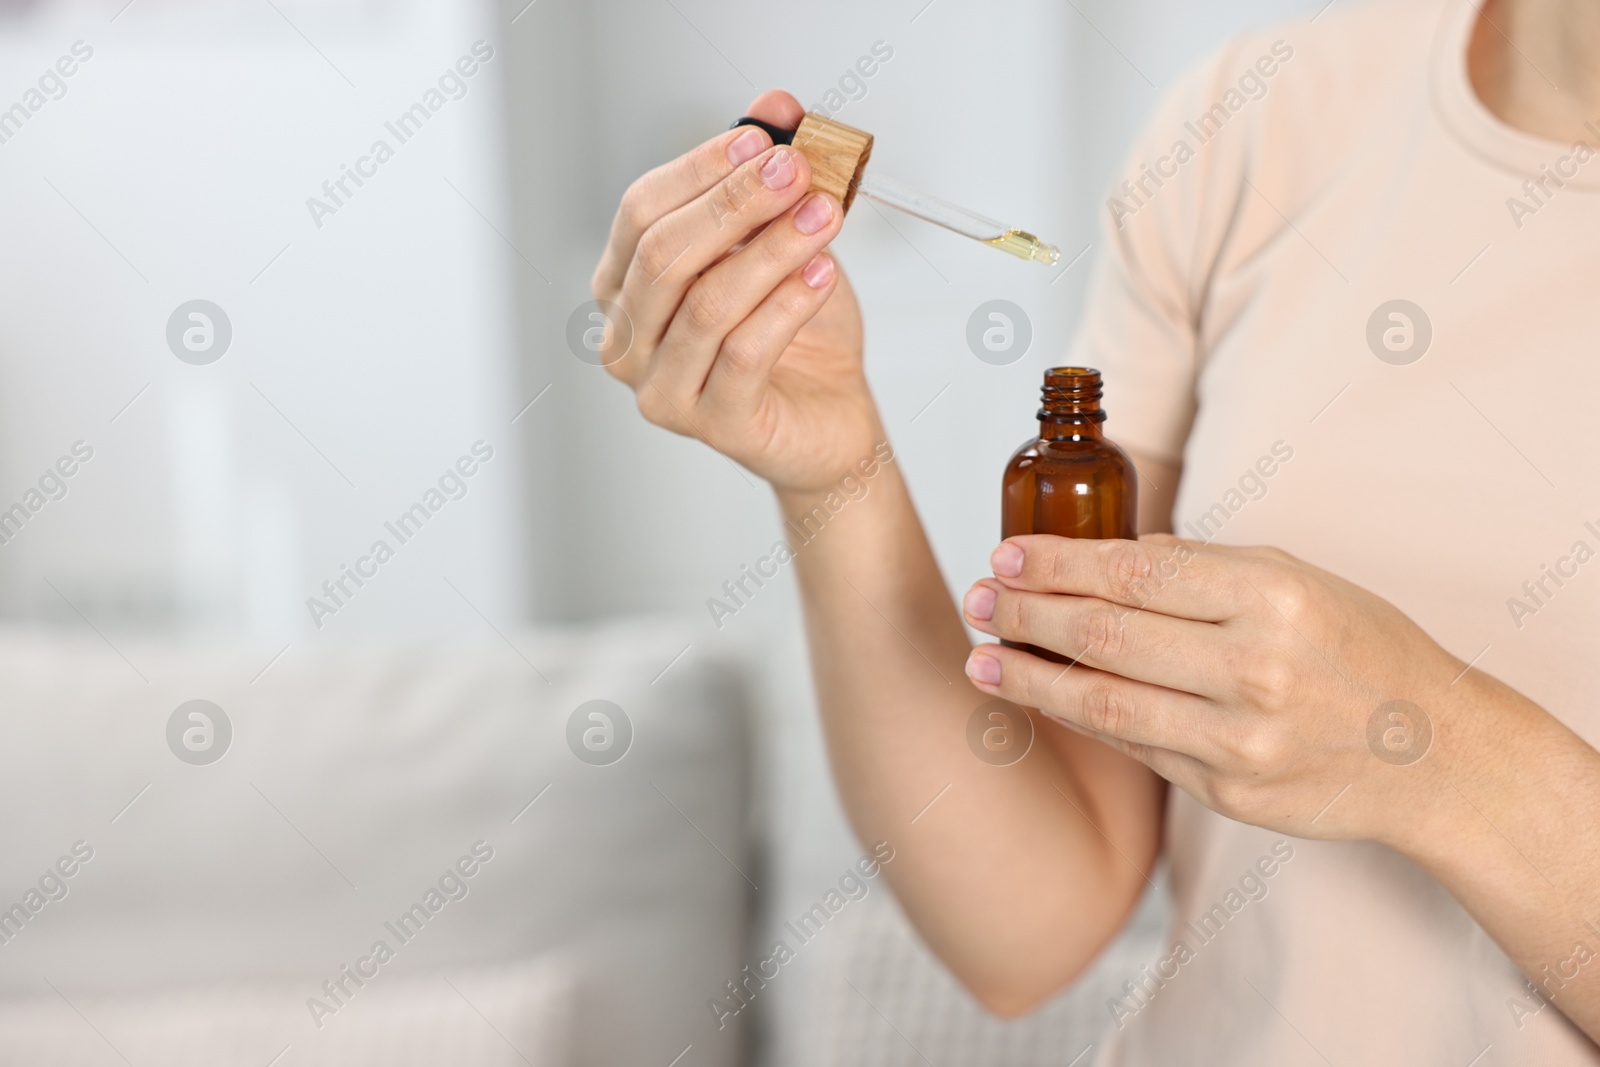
xmin=790 ymin=112 xmax=873 ymax=212
xmin=730 ymin=112 xmax=874 ymax=212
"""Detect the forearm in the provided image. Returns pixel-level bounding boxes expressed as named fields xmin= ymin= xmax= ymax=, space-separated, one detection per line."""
xmin=775 ymin=438 xmax=1161 ymax=1012
xmin=1391 ymin=670 xmax=1600 ymax=1042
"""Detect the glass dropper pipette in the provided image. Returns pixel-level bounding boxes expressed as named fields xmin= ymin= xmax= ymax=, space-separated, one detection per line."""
xmin=731 ymin=115 xmax=1061 ymax=267
xmin=853 ymin=171 xmax=1061 ymax=266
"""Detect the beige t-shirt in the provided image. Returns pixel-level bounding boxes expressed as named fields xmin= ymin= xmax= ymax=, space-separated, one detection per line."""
xmin=1077 ymin=0 xmax=1600 ymax=1063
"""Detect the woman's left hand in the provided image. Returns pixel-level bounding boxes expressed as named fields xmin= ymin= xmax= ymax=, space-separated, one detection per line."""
xmin=960 ymin=533 xmax=1476 ymax=846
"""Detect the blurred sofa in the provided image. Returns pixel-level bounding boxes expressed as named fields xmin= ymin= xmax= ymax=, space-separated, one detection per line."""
xmin=0 ymin=618 xmax=1160 ymax=1067
xmin=0 ymin=619 xmax=753 ymax=1067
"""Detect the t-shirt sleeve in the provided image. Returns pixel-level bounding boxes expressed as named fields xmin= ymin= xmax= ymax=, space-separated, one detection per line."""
xmin=1066 ymin=38 xmax=1270 ymax=466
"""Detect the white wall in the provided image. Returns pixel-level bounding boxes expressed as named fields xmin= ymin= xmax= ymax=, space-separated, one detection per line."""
xmin=0 ymin=0 xmax=526 ymax=642
xmin=0 ymin=0 xmax=1316 ymax=635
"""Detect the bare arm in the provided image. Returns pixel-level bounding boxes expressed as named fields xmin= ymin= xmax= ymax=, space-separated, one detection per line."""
xmin=1388 ymin=674 xmax=1600 ymax=1042
xmin=590 ymin=85 xmax=1179 ymax=1012
xmin=774 ymin=448 xmax=1175 ymax=1012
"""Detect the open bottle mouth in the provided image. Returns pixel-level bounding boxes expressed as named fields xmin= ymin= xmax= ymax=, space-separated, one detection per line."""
xmin=1040 ymin=367 xmax=1105 ymax=421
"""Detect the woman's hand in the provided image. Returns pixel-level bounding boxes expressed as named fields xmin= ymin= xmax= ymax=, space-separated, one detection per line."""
xmin=958 ymin=533 xmax=1477 ymax=847
xmin=960 ymin=532 xmax=1600 ymax=1040
xmin=590 ymin=89 xmax=880 ymax=493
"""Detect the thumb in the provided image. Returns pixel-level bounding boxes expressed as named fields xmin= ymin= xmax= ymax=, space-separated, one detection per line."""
xmin=742 ymin=89 xmax=805 ymax=130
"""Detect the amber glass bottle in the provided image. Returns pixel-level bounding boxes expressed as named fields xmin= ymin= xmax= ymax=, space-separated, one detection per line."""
xmin=1001 ymin=367 xmax=1137 ymax=660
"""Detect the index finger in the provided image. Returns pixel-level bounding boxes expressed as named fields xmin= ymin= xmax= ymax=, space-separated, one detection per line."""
xmin=989 ymin=535 xmax=1249 ymax=622
xmin=591 ymin=125 xmax=769 ymax=299
xmin=592 ymin=90 xmax=804 ymax=299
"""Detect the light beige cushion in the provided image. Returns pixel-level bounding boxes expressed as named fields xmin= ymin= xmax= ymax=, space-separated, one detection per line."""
xmin=0 ymin=959 xmax=574 ymax=1067
xmin=0 ymin=618 xmax=749 ymax=1067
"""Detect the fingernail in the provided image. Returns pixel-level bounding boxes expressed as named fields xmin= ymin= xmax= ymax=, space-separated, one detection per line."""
xmin=760 ymin=148 xmax=797 ymax=189
xmin=963 ymin=585 xmax=995 ymax=621
xmin=992 ymin=543 xmax=1024 ymax=578
xmin=794 ymin=193 xmax=834 ymax=235
xmin=965 ymin=650 xmax=1001 ymax=686
xmin=727 ymin=127 xmax=768 ymax=167
xmin=801 ymin=253 xmax=834 ymax=289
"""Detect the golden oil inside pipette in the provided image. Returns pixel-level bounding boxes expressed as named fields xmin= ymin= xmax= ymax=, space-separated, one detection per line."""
xmin=985 ymin=228 xmax=1061 ymax=265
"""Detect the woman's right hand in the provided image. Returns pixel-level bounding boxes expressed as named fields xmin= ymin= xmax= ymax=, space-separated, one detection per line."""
xmin=590 ymin=90 xmax=881 ymax=493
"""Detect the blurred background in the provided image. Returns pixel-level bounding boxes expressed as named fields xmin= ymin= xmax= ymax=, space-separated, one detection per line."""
xmin=0 ymin=0 xmax=1317 ymax=1064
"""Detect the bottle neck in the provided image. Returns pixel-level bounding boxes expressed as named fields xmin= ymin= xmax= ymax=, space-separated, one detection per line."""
xmin=1037 ymin=368 xmax=1106 ymax=441
xmin=1039 ymin=415 xmax=1105 ymax=441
